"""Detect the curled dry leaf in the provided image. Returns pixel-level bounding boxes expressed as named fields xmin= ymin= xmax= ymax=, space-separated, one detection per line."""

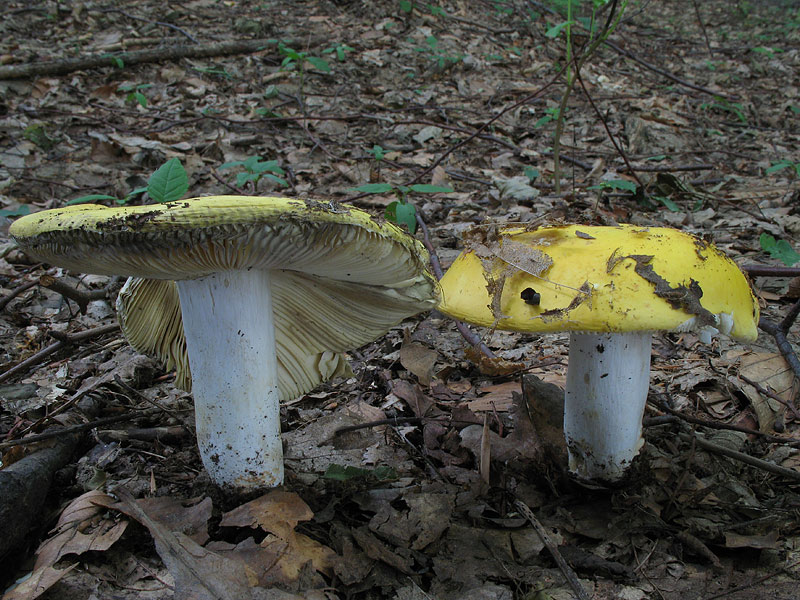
xmin=219 ymin=490 xmax=336 ymax=584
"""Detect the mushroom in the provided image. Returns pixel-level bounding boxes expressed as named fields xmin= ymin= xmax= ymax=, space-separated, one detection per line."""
xmin=10 ymin=196 xmax=438 ymax=490
xmin=436 ymin=223 xmax=758 ymax=482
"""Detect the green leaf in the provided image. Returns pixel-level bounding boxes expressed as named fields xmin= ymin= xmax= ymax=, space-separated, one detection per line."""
xmin=524 ymin=166 xmax=539 ymax=182
xmin=65 ymin=194 xmax=119 ymax=206
xmin=305 ymin=56 xmax=331 ymax=72
xmin=0 ymin=205 xmax=31 ymax=217
xmin=760 ymin=233 xmax=800 ymax=266
xmin=263 ymin=173 xmax=288 ymax=187
xmin=399 ymin=0 xmax=414 ymax=13
xmin=354 ymin=183 xmax=395 ymax=194
xmin=654 ymin=195 xmax=680 ymax=212
xmin=219 ymin=159 xmax=247 ymax=170
xmin=407 ymin=184 xmax=453 ymax=193
xmin=386 ymin=200 xmax=417 ymax=233
xmin=148 ymin=158 xmax=189 ymax=203
xmin=766 ymin=160 xmax=799 ymax=176
xmin=367 ymin=144 xmax=385 ymax=160
xmin=235 ymin=172 xmax=260 ymax=187
xmin=323 ymin=464 xmax=397 ymax=481
xmin=545 ymin=21 xmax=574 ymax=38
xmin=122 ymin=187 xmax=148 ymax=204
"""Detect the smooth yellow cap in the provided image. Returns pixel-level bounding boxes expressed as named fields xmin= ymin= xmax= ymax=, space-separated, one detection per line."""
xmin=438 ymin=224 xmax=759 ymax=341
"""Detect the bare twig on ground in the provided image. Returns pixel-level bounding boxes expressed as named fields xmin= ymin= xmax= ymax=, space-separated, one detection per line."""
xmin=514 ymin=499 xmax=593 ymax=600
xmin=572 ymin=60 xmax=648 ymax=197
xmin=678 ymin=432 xmax=800 ymax=482
xmin=649 ymin=397 xmax=800 ymax=445
xmin=703 ymin=560 xmax=800 ymax=600
xmin=0 ymin=323 xmax=120 ymax=384
xmin=758 ymin=316 xmax=800 ymax=381
xmin=39 ymin=274 xmax=113 ymax=314
xmin=0 ymin=38 xmax=299 ymax=80
xmin=100 ymin=8 xmax=198 ymax=42
xmin=97 ymin=425 xmax=191 ymax=444
xmin=0 ymin=279 xmax=38 ymax=312
xmin=0 ymin=409 xmax=164 ymax=450
xmin=526 ymin=0 xmax=738 ymax=101
xmin=743 ymin=265 xmax=800 ymax=277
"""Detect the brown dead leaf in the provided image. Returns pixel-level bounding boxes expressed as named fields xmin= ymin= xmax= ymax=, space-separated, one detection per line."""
xmin=735 ymin=351 xmax=796 ymax=432
xmin=724 ymin=530 xmax=780 ymax=550
xmin=115 ymin=489 xmax=302 ymax=600
xmin=34 ymin=490 xmax=128 ymax=571
xmin=219 ymin=491 xmax=336 ymax=581
xmin=467 ymin=381 xmax=521 ymax=412
xmin=464 ymin=346 xmax=525 ymax=376
xmin=220 ymin=490 xmax=313 ymax=539
xmin=1 ymin=564 xmax=77 ymax=600
xmin=399 ymin=330 xmax=439 ymax=386
xmin=391 ymin=379 xmax=438 ymax=418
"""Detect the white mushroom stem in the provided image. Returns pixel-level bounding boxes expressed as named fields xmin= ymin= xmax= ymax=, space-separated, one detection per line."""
xmin=564 ymin=331 xmax=652 ymax=481
xmin=177 ymin=270 xmax=283 ymax=489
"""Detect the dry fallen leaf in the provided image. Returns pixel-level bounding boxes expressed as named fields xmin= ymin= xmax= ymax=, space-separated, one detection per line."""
xmin=34 ymin=490 xmax=128 ymax=571
xmin=114 ymin=489 xmax=302 ymax=600
xmin=399 ymin=330 xmax=439 ymax=386
xmin=219 ymin=490 xmax=336 ymax=584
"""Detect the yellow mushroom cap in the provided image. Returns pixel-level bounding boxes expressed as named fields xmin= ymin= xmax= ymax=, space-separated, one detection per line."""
xmin=438 ymin=224 xmax=759 ymax=342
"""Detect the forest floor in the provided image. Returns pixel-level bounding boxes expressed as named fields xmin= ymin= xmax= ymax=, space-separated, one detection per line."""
xmin=1 ymin=1 xmax=800 ymax=599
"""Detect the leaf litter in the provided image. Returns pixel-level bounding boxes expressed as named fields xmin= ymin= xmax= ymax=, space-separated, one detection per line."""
xmin=1 ymin=0 xmax=800 ymax=599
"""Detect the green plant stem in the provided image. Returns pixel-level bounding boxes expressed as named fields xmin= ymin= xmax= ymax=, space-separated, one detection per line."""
xmin=552 ymin=2 xmax=626 ymax=194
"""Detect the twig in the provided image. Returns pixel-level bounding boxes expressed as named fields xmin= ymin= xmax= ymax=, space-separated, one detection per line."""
xmin=0 ymin=38 xmax=284 ymax=80
xmin=738 ymin=373 xmax=800 ymax=421
xmin=100 ymin=8 xmax=197 ymax=42
xmin=649 ymin=397 xmax=800 ymax=446
xmin=0 ymin=279 xmax=38 ymax=312
xmin=514 ymin=499 xmax=592 ymax=600
xmin=0 ymin=323 xmax=120 ymax=384
xmin=0 ymin=409 xmax=163 ymax=450
xmin=703 ymin=560 xmax=800 ymax=600
xmin=39 ymin=274 xmax=111 ymax=314
xmin=572 ymin=59 xmax=647 ymax=196
xmin=691 ymin=0 xmax=714 ymax=56
xmin=742 ymin=265 xmax=800 ymax=277
xmin=619 ymin=163 xmax=715 ymax=173
xmin=113 ymin=375 xmax=193 ymax=432
xmin=415 ymin=212 xmax=497 ymax=359
xmin=678 ymin=432 xmax=800 ymax=482
xmin=759 ymin=317 xmax=800 ymax=381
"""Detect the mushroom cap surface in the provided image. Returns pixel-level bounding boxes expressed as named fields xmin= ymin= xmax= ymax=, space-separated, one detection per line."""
xmin=438 ymin=224 xmax=758 ymax=341
xmin=9 ymin=196 xmax=437 ymax=293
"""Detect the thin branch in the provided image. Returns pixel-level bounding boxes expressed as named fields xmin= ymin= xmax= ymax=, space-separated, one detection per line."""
xmin=415 ymin=212 xmax=497 ymax=359
xmin=759 ymin=317 xmax=800 ymax=381
xmin=0 ymin=409 xmax=163 ymax=450
xmin=100 ymin=8 xmax=198 ymax=43
xmin=0 ymin=279 xmax=38 ymax=312
xmin=679 ymin=432 xmax=800 ymax=482
xmin=0 ymin=39 xmax=284 ymax=80
xmin=39 ymin=274 xmax=111 ymax=314
xmin=743 ymin=265 xmax=800 ymax=277
xmin=514 ymin=499 xmax=592 ymax=600
xmin=0 ymin=323 xmax=120 ymax=384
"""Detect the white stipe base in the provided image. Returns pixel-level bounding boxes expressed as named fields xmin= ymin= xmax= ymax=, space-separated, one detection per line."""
xmin=177 ymin=270 xmax=283 ymax=489
xmin=564 ymin=331 xmax=652 ymax=481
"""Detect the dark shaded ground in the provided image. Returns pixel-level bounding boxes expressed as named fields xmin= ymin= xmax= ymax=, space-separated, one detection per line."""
xmin=1 ymin=1 xmax=800 ymax=598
